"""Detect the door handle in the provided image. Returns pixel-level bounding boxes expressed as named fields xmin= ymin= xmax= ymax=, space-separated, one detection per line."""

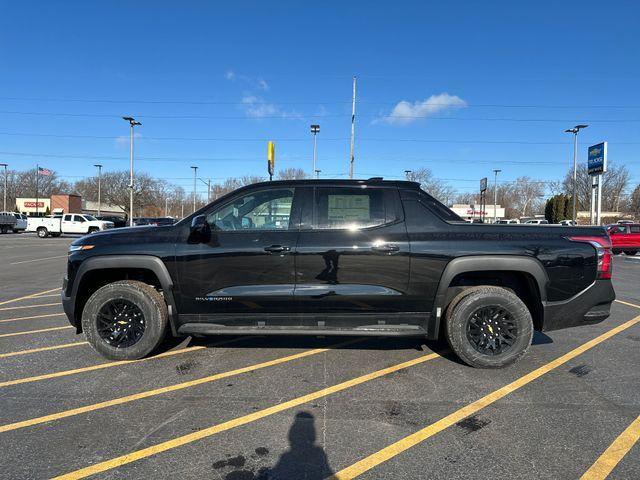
xmin=264 ymin=245 xmax=291 ymax=253
xmin=371 ymin=243 xmax=400 ymax=253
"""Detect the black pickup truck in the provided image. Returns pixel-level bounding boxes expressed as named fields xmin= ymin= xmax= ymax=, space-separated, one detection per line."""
xmin=62 ymin=179 xmax=615 ymax=368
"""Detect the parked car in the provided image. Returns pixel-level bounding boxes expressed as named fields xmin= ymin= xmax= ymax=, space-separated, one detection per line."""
xmin=132 ymin=217 xmax=154 ymax=226
xmin=607 ymin=223 xmax=640 ymax=255
xmin=153 ymin=217 xmax=177 ymax=226
xmin=496 ymin=219 xmax=520 ymax=224
xmin=0 ymin=211 xmax=17 ymax=234
xmin=28 ymin=214 xmax=114 ymax=238
xmin=63 ymin=178 xmax=615 ymax=369
xmin=524 ymin=219 xmax=549 ymax=225
xmin=559 ymin=220 xmax=576 ymax=226
xmin=96 ymin=215 xmax=127 ymax=228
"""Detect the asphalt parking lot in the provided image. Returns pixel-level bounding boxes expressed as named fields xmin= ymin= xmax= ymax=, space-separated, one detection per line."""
xmin=0 ymin=232 xmax=638 ymax=480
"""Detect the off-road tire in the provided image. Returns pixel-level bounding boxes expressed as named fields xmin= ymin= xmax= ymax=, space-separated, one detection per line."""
xmin=445 ymin=286 xmax=533 ymax=368
xmin=82 ymin=280 xmax=168 ymax=360
xmin=37 ymin=227 xmax=49 ymax=238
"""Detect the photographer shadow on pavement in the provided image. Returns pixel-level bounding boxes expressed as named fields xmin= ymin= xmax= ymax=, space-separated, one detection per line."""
xmin=261 ymin=410 xmax=334 ymax=480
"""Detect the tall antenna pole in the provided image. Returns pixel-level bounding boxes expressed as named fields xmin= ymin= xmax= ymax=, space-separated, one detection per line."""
xmin=349 ymin=76 xmax=357 ymax=179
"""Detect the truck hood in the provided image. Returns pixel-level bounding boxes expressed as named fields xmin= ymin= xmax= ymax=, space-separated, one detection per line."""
xmin=71 ymin=225 xmax=177 ymax=247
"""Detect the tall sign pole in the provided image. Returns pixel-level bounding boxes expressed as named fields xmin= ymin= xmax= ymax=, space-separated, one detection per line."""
xmin=35 ymin=164 xmax=39 ymax=216
xmin=1 ymin=163 xmax=7 ymax=212
xmin=267 ymin=141 xmax=275 ymax=181
xmin=588 ymin=142 xmax=607 ymax=226
xmin=349 ymin=76 xmax=357 ymax=179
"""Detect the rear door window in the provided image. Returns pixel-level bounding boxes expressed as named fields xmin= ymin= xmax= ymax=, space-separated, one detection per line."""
xmin=312 ymin=187 xmax=397 ymax=229
xmin=630 ymin=225 xmax=640 ymax=233
xmin=64 ymin=214 xmax=72 ymax=221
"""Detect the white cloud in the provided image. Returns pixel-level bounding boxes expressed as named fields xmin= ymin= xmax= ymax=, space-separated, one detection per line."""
xmin=380 ymin=93 xmax=467 ymax=125
xmin=241 ymin=95 xmax=280 ymax=118
xmin=225 ymin=69 xmax=269 ymax=90
xmin=115 ymin=132 xmax=142 ymax=149
xmin=257 ymin=78 xmax=269 ymax=91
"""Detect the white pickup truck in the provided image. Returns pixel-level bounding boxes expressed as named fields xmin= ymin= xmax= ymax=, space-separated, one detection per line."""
xmin=27 ymin=214 xmax=114 ymax=238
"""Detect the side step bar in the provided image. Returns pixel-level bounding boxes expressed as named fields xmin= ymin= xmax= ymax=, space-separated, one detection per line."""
xmin=178 ymin=323 xmax=428 ymax=337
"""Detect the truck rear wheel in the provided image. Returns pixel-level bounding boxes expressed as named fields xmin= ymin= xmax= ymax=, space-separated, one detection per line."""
xmin=82 ymin=280 xmax=168 ymax=360
xmin=37 ymin=227 xmax=49 ymax=238
xmin=445 ymin=286 xmax=533 ymax=368
xmin=624 ymin=250 xmax=637 ymax=256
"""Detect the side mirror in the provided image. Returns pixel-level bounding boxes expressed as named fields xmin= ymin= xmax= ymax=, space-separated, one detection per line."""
xmin=189 ymin=214 xmax=211 ymax=243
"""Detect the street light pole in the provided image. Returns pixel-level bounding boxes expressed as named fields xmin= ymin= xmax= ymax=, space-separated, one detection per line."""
xmin=349 ymin=76 xmax=357 ymax=179
xmin=493 ymin=169 xmax=501 ymax=223
xmin=0 ymin=163 xmax=7 ymax=212
xmin=165 ymin=197 xmax=169 ymax=217
xmin=314 ymin=169 xmax=321 ymax=179
xmin=94 ymin=164 xmax=103 ymax=216
xmin=191 ymin=166 xmax=198 ymax=213
xmin=310 ymin=124 xmax=320 ymax=175
xmin=123 ymin=117 xmax=141 ymax=226
xmin=564 ymin=124 xmax=588 ymax=224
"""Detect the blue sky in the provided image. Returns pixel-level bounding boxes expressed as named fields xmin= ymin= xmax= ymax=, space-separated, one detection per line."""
xmin=1 ymin=1 xmax=639 ymax=199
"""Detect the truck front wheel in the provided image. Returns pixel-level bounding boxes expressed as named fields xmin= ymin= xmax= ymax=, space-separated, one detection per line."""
xmin=445 ymin=286 xmax=533 ymax=368
xmin=82 ymin=280 xmax=168 ymax=360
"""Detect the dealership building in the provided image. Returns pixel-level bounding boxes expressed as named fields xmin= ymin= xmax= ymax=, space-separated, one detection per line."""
xmin=15 ymin=194 xmax=124 ymax=217
xmin=450 ymin=203 xmax=506 ymax=222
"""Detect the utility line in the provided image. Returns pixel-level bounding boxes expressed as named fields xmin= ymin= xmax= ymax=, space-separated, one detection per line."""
xmin=1 ymin=110 xmax=639 ymax=123
xmin=2 ymin=95 xmax=640 ymax=109
xmin=1 ymin=131 xmax=638 ymax=145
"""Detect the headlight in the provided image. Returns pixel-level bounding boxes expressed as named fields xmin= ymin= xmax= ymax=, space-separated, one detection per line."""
xmin=69 ymin=245 xmax=95 ymax=252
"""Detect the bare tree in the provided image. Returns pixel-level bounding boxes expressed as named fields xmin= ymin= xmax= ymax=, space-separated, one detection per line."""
xmin=277 ymin=168 xmax=307 ymax=180
xmin=628 ymin=184 xmax=640 ymax=218
xmin=405 ymin=168 xmax=455 ymax=204
xmin=561 ymin=163 xmax=630 ymax=212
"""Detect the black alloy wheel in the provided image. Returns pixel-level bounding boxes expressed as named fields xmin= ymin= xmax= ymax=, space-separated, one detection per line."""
xmin=466 ymin=305 xmax=518 ymax=356
xmin=96 ymin=298 xmax=146 ymax=348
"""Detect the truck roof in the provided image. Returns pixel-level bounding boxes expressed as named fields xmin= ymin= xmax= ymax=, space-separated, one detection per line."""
xmin=241 ymin=178 xmax=421 ymax=189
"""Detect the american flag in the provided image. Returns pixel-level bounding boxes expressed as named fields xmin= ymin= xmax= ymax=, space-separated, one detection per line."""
xmin=38 ymin=166 xmax=52 ymax=176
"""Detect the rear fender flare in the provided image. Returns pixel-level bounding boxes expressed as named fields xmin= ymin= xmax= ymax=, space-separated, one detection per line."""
xmin=73 ymin=255 xmax=178 ymax=336
xmin=429 ymin=255 xmax=549 ymax=338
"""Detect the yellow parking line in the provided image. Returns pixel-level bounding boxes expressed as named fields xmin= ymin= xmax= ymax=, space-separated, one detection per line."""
xmin=614 ymin=299 xmax=640 ymax=310
xmin=0 ymin=345 xmax=206 ymax=389
xmin=0 ymin=336 xmax=255 ymax=388
xmin=580 ymin=415 xmax=640 ymax=480
xmin=53 ymin=350 xmax=442 ymax=480
xmin=0 ymin=303 xmax=61 ymax=312
xmin=1 ymin=338 xmax=366 ymax=434
xmin=0 ymin=313 xmax=66 ymax=324
xmin=0 ymin=288 xmax=60 ymax=307
xmin=0 ymin=326 xmax=73 ymax=338
xmin=328 ymin=314 xmax=640 ymax=480
xmin=0 ymin=342 xmax=87 ymax=359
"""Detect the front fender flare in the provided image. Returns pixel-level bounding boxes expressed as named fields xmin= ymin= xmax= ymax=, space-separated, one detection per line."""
xmin=71 ymin=255 xmax=179 ymax=336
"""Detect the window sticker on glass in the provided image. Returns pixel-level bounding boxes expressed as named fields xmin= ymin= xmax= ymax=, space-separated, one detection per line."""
xmin=328 ymin=195 xmax=370 ymax=222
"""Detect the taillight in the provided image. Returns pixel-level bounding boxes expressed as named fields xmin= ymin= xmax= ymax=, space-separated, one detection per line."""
xmin=568 ymin=235 xmax=612 ymax=280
